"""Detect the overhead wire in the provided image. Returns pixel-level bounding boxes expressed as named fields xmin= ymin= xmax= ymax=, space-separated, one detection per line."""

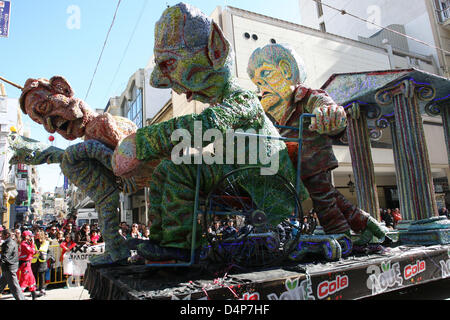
xmin=84 ymin=0 xmax=122 ymax=101
xmin=311 ymin=0 xmax=450 ymax=56
xmin=105 ymin=0 xmax=149 ymax=100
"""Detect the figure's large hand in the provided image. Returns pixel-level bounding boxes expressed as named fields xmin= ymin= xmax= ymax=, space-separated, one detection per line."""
xmin=309 ymin=105 xmax=347 ymax=135
xmin=112 ymin=134 xmax=159 ymax=185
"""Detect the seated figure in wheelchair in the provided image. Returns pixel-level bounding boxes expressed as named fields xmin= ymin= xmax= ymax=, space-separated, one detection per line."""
xmin=247 ymin=43 xmax=388 ymax=248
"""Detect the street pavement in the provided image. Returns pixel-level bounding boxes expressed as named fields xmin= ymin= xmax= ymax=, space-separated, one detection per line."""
xmin=0 ymin=285 xmax=91 ymax=301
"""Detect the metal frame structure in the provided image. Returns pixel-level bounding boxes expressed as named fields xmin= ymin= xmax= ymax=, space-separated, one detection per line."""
xmin=145 ymin=114 xmax=316 ymax=268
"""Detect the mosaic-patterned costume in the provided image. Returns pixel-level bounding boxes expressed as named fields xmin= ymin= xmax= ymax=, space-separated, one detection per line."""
xmin=281 ymin=85 xmax=376 ymax=236
xmin=8 ymin=135 xmax=135 ymax=264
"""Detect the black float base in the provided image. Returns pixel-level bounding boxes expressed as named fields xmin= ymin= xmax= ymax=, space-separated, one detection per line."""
xmin=83 ymin=244 xmax=450 ymax=300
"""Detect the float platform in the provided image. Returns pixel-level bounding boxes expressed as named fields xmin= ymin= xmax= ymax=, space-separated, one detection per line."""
xmin=83 ymin=243 xmax=450 ymax=300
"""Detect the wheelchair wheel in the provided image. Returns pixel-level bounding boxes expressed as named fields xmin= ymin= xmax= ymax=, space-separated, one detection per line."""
xmin=202 ymin=166 xmax=303 ymax=269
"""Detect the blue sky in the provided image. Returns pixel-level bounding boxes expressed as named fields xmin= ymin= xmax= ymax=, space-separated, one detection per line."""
xmin=1 ymin=0 xmax=301 ymax=193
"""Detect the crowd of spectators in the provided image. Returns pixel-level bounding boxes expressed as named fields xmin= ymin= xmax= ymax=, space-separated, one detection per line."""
xmin=0 ymin=214 xmax=107 ymax=300
xmin=206 ymin=210 xmax=320 ymax=243
xmin=118 ymin=221 xmax=151 ymax=240
xmin=380 ymin=207 xmax=406 ymax=229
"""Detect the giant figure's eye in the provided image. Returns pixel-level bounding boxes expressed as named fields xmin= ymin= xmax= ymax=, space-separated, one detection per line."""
xmin=260 ymin=70 xmax=272 ymax=78
xmin=159 ymin=59 xmax=177 ymax=74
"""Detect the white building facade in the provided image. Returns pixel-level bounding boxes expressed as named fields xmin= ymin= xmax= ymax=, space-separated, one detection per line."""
xmin=298 ymin=0 xmax=450 ymax=77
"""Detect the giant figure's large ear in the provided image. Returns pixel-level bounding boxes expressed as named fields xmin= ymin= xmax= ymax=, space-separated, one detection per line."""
xmin=279 ymin=59 xmax=293 ymax=80
xmin=49 ymin=76 xmax=74 ymax=98
xmin=207 ymin=22 xmax=230 ymax=69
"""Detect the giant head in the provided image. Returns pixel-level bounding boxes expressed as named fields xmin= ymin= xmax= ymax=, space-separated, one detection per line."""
xmin=150 ymin=2 xmax=233 ymax=105
xmin=19 ymin=76 xmax=96 ymax=140
xmin=247 ymin=44 xmax=306 ymax=123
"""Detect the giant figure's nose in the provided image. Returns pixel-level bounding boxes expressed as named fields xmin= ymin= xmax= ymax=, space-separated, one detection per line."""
xmin=150 ymin=67 xmax=172 ymax=89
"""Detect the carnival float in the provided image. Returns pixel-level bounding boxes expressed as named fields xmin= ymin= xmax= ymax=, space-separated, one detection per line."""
xmin=3 ymin=2 xmax=450 ymax=300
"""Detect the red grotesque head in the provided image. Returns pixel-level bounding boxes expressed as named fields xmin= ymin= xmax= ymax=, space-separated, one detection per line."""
xmin=19 ymin=76 xmax=96 ymax=141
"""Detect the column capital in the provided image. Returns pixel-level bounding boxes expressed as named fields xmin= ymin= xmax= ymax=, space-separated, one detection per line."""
xmin=424 ymin=96 xmax=450 ymax=117
xmin=375 ymin=78 xmax=436 ymax=106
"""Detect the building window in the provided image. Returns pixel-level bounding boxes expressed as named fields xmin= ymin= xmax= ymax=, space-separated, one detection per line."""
xmin=436 ymin=0 xmax=450 ymax=22
xmin=127 ymin=86 xmax=143 ymax=128
xmin=320 ymin=22 xmax=326 ymax=32
xmin=316 ymin=0 xmax=324 ymax=17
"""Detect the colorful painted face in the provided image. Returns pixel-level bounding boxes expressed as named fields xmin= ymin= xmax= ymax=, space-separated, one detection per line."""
xmin=152 ymin=48 xmax=226 ymax=104
xmin=250 ymin=61 xmax=296 ymax=122
xmin=20 ymin=77 xmax=94 ymax=140
xmin=248 ymin=44 xmax=306 ymax=124
xmin=150 ymin=3 xmax=231 ymax=105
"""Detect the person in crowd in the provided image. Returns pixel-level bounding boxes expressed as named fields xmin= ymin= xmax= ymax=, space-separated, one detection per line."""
xmin=119 ymin=221 xmax=129 ymax=238
xmin=32 ymin=230 xmax=51 ymax=297
xmin=130 ymin=223 xmax=142 ymax=239
xmin=0 ymin=229 xmax=26 ymax=300
xmin=64 ymin=223 xmax=76 ymax=240
xmin=438 ymin=207 xmax=449 ymax=219
xmin=78 ymin=224 xmax=91 ymax=246
xmin=392 ymin=208 xmax=402 ymax=228
xmin=118 ymin=229 xmax=127 ymax=240
xmin=277 ymin=222 xmax=287 ymax=243
xmin=142 ymin=227 xmax=151 ymax=240
xmin=17 ymin=230 xmax=37 ymax=300
xmin=301 ymin=216 xmax=310 ymax=234
xmin=381 ymin=209 xmax=394 ymax=229
xmin=90 ymin=229 xmax=100 ymax=245
xmin=60 ymin=234 xmax=77 ymax=263
xmin=47 ymin=226 xmax=58 ymax=240
xmin=222 ymin=219 xmax=238 ymax=239
xmin=13 ymin=229 xmax=22 ymax=248
xmin=97 ymin=230 xmax=104 ymax=243
xmin=91 ymin=223 xmax=99 ymax=234
xmin=308 ymin=210 xmax=319 ymax=232
xmin=56 ymin=230 xmax=65 ymax=244
xmin=208 ymin=220 xmax=224 ymax=239
xmin=289 ymin=217 xmax=300 ymax=239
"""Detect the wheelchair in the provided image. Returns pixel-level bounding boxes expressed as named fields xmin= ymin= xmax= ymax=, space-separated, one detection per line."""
xmin=145 ymin=114 xmax=316 ymax=269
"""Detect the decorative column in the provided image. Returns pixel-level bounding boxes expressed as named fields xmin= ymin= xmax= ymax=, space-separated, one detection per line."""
xmin=375 ymin=79 xmax=438 ymax=221
xmin=346 ymin=102 xmax=380 ymax=221
xmin=441 ymin=103 xmax=450 ymax=167
xmin=388 ymin=119 xmax=411 ymax=217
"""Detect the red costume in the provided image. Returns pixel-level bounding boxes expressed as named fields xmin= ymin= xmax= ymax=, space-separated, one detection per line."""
xmin=17 ymin=238 xmax=37 ymax=292
xmin=60 ymin=240 xmax=77 ymax=262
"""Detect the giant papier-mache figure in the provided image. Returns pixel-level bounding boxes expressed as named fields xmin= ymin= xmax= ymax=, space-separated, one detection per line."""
xmin=112 ymin=3 xmax=306 ymax=260
xmin=9 ymin=3 xmax=307 ymax=265
xmin=247 ymin=43 xmax=387 ymax=244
